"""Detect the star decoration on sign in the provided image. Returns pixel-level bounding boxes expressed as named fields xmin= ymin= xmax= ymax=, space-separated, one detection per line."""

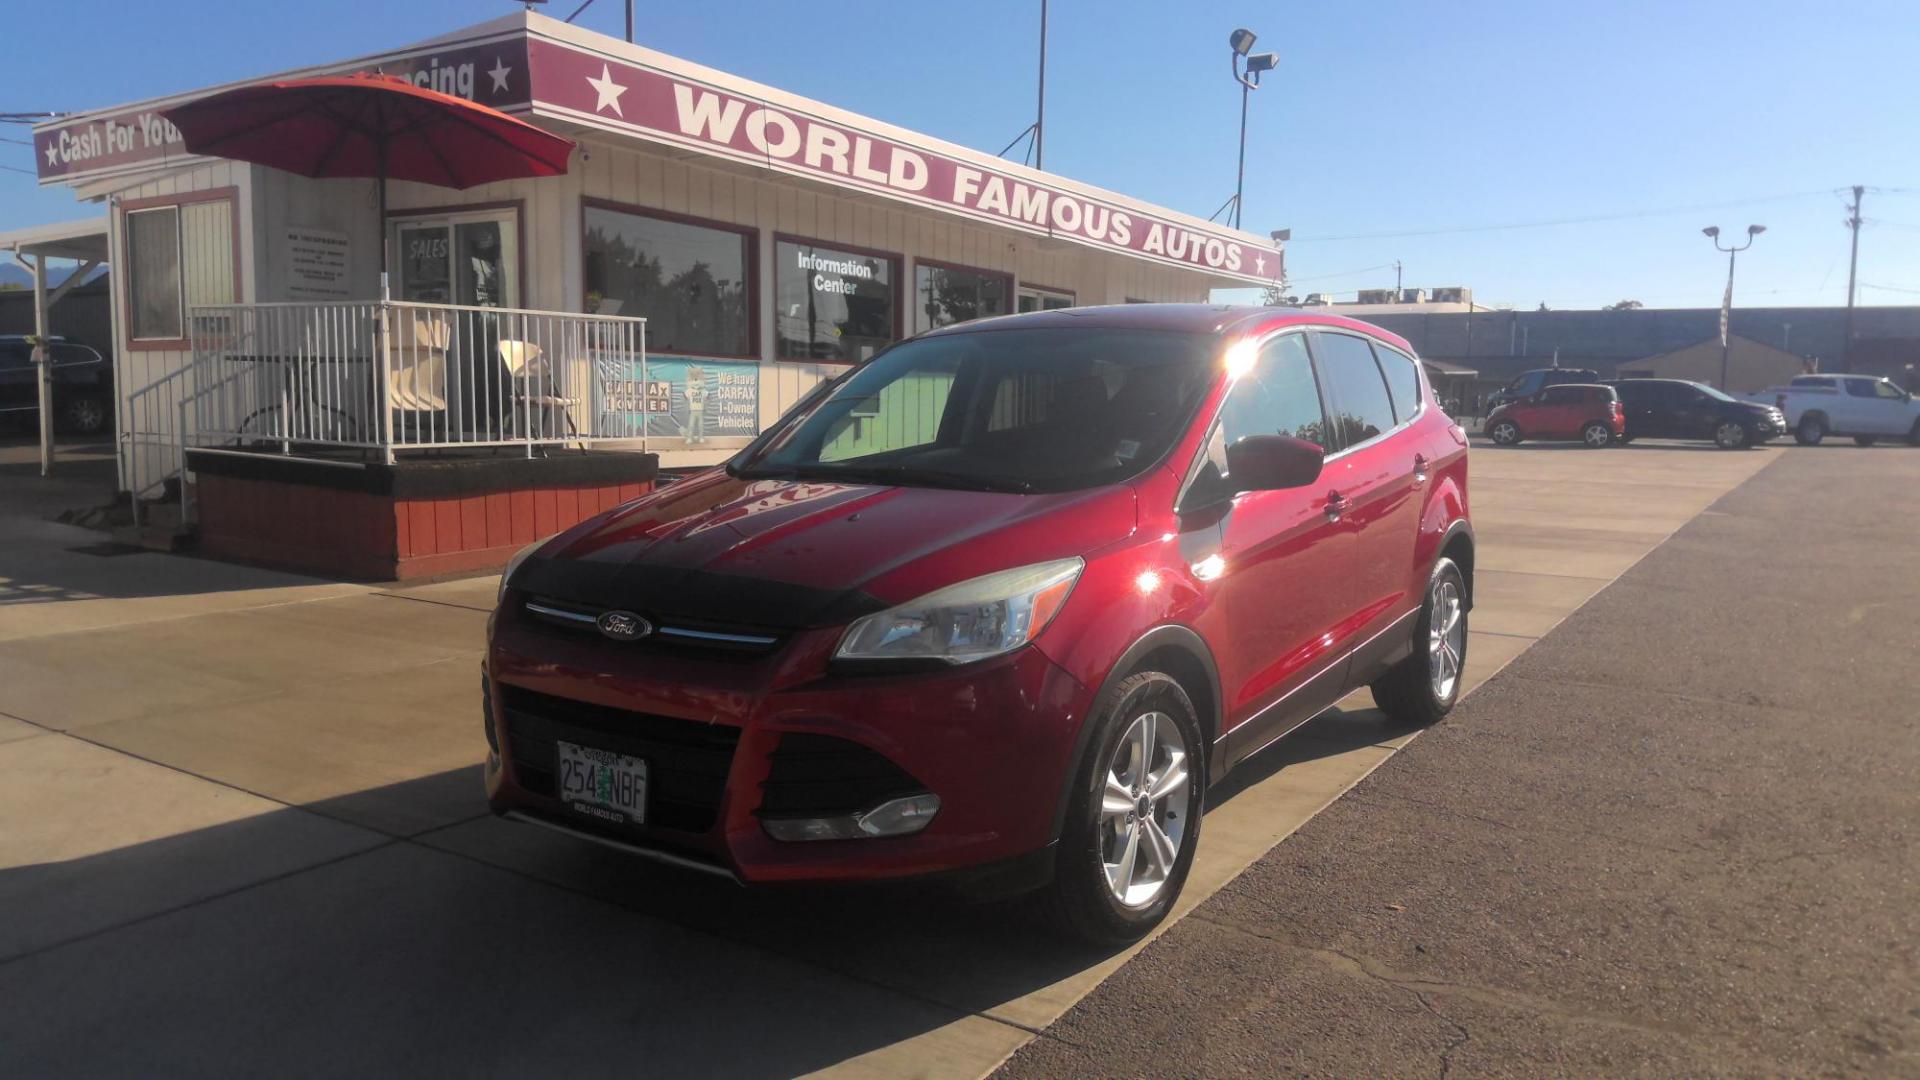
xmin=1254 ymin=254 xmax=1266 ymax=275
xmin=45 ymin=141 xmax=58 ymax=166
xmin=587 ymin=63 xmax=627 ymax=117
xmin=487 ymin=58 xmax=512 ymax=94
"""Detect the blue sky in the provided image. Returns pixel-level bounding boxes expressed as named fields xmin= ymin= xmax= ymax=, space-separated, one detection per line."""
xmin=4 ymin=0 xmax=1918 ymax=309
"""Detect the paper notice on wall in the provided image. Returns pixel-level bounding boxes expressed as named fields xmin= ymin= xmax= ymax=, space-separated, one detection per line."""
xmin=285 ymin=226 xmax=352 ymax=300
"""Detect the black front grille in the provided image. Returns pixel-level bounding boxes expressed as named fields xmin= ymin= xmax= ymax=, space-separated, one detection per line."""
xmin=758 ymin=733 xmax=927 ymax=818
xmin=522 ymin=595 xmax=783 ymax=657
xmin=501 ymin=685 xmax=740 ymax=833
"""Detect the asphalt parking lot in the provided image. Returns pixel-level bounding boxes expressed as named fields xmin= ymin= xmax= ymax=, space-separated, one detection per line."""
xmin=8 ymin=437 xmax=1908 ymax=1077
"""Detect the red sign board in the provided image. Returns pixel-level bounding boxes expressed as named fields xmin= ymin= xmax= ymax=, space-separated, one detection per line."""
xmin=524 ymin=38 xmax=1280 ymax=283
xmin=35 ymin=36 xmax=532 ymax=185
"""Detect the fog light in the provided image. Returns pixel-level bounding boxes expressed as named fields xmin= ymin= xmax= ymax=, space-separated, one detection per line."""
xmin=761 ymin=793 xmax=942 ymax=842
xmin=857 ymin=793 xmax=941 ymax=837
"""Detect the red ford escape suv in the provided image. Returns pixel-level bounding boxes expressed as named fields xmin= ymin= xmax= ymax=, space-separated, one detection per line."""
xmin=486 ymin=305 xmax=1473 ymax=942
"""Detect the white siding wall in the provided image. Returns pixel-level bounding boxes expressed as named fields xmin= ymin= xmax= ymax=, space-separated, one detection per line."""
xmin=109 ymin=160 xmax=251 ymax=493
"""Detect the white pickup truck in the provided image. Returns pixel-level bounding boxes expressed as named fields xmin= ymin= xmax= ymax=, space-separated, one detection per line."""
xmin=1746 ymin=374 xmax=1920 ymax=446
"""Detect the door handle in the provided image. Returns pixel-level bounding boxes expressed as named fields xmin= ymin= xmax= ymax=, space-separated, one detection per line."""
xmin=1323 ymin=490 xmax=1348 ymax=522
xmin=1412 ymin=453 xmax=1429 ymax=484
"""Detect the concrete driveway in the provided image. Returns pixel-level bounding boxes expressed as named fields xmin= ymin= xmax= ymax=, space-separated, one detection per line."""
xmin=0 ymin=437 xmax=1779 ymax=1077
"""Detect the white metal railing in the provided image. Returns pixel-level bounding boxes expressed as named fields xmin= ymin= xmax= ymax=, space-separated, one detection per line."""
xmin=120 ymin=300 xmax=648 ymax=526
xmin=183 ymin=300 xmax=648 ymax=461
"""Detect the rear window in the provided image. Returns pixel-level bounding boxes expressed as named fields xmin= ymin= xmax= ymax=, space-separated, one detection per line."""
xmin=1373 ymin=344 xmax=1424 ymax=423
xmin=1539 ymin=386 xmax=1584 ymax=404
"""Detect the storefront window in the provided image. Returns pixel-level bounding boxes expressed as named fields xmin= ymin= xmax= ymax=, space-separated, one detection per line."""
xmin=775 ymin=239 xmax=897 ymax=364
xmin=584 ymin=204 xmax=752 ymax=358
xmin=127 ymin=207 xmax=182 ymax=340
xmin=1017 ymin=285 xmax=1075 ymax=313
xmin=391 ymin=210 xmax=519 ymax=308
xmin=915 ymin=263 xmax=1009 ymax=332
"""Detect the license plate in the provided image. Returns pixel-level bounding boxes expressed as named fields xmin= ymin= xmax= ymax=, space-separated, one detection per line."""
xmin=556 ymin=740 xmax=648 ymax=826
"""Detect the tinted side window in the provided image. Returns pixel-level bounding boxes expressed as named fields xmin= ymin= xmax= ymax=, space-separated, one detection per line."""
xmin=1312 ymin=332 xmax=1398 ymax=448
xmin=1218 ymin=333 xmax=1328 ymax=447
xmin=1540 ymin=386 xmax=1582 ymax=404
xmin=1792 ymin=376 xmax=1834 ymax=389
xmin=1845 ymin=379 xmax=1876 ymax=398
xmin=1374 ymin=345 xmax=1423 ymax=422
xmin=0 ymin=344 xmax=30 ymax=370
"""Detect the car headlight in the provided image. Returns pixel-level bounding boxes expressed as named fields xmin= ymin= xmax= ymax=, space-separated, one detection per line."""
xmin=498 ymin=538 xmax=550 ymax=603
xmin=834 ymin=557 xmax=1084 ymax=664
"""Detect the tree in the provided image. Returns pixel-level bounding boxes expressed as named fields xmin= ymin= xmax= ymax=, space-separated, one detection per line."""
xmin=1604 ymin=299 xmax=1643 ymax=311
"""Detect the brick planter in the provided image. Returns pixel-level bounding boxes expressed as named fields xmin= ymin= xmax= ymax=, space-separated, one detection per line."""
xmin=187 ymin=449 xmax=659 ymax=581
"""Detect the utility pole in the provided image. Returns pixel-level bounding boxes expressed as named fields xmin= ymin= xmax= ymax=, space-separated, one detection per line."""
xmin=1034 ymin=0 xmax=1047 ymax=170
xmin=1394 ymin=260 xmax=1403 ymax=296
xmin=1842 ymin=184 xmax=1863 ymax=372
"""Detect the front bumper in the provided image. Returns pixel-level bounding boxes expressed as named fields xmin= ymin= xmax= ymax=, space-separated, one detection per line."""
xmin=484 ymin=606 xmax=1091 ymax=887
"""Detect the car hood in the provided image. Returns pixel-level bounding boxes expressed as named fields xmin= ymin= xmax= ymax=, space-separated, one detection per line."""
xmin=510 ymin=468 xmax=1139 ymax=629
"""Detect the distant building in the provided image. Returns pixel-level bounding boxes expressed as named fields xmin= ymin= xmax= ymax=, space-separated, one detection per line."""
xmin=1316 ymin=291 xmax=1920 ymax=410
xmin=1618 ymin=334 xmax=1806 ymax=393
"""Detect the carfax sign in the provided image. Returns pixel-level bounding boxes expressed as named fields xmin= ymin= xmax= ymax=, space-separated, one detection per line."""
xmin=597 ymin=357 xmax=758 ymax=442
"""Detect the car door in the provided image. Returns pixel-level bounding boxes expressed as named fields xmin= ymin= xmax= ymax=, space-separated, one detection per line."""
xmin=1534 ymin=385 xmax=1583 ymax=437
xmin=1851 ymin=378 xmax=1908 ymax=434
xmin=1614 ymin=381 xmax=1658 ymax=437
xmin=0 ymin=342 xmax=34 ymax=414
xmin=1661 ymin=382 xmax=1713 ymax=438
xmin=1187 ymin=331 xmax=1354 ymax=760
xmin=1307 ymin=329 xmax=1424 ymax=673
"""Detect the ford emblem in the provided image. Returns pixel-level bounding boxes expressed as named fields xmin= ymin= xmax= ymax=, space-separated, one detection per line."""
xmin=596 ymin=610 xmax=651 ymax=641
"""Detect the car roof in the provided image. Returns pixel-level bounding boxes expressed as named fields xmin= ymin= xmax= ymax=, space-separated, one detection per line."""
xmin=916 ymin=303 xmax=1418 ymax=354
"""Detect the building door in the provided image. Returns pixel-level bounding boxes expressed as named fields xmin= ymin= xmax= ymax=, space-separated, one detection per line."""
xmin=389 ymin=210 xmax=519 ymax=309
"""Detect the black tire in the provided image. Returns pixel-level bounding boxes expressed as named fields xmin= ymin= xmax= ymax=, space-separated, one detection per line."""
xmin=1796 ymin=416 xmax=1826 ymax=446
xmin=57 ymin=393 xmax=109 ymax=436
xmin=1371 ymin=557 xmax=1468 ymax=726
xmin=1853 ymin=435 xmax=1877 ymax=447
xmin=1908 ymin=419 xmax=1920 ymax=447
xmin=1713 ymin=420 xmax=1751 ymax=450
xmin=1488 ymin=419 xmax=1522 ymax=446
xmin=1040 ymin=671 xmax=1205 ymax=945
xmin=1580 ymin=421 xmax=1613 ymax=449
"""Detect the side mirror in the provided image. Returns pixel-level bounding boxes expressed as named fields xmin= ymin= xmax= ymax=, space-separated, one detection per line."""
xmin=1225 ymin=435 xmax=1324 ymax=493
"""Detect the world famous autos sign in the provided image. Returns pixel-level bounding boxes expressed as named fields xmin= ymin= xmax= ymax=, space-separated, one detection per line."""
xmin=525 ymin=36 xmax=1282 ymax=284
xmin=33 ymin=30 xmax=534 ymax=186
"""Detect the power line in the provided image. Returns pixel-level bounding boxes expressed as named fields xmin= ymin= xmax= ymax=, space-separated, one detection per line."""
xmin=1288 ymin=188 xmax=1836 ymax=243
xmin=0 ymin=163 xmax=40 ymax=176
xmin=1861 ymin=282 xmax=1920 ymax=295
xmin=1285 ymin=262 xmax=1396 ymax=284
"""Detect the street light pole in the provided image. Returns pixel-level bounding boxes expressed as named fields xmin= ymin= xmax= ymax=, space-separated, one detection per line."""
xmin=1703 ymin=224 xmax=1765 ymax=391
xmin=1214 ymin=30 xmax=1277 ymax=229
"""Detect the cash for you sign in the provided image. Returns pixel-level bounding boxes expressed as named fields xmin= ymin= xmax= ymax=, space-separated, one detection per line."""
xmin=597 ymin=357 xmax=758 ymax=442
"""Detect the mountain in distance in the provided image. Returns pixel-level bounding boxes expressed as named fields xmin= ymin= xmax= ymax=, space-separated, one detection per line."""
xmin=0 ymin=262 xmax=109 ymax=290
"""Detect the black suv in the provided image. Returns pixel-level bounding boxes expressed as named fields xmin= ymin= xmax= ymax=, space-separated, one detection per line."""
xmin=1603 ymin=378 xmax=1785 ymax=449
xmin=1487 ymin=367 xmax=1603 ymax=410
xmin=0 ymin=335 xmax=113 ymax=435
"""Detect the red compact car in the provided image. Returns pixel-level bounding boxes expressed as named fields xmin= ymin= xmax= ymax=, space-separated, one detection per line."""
xmin=1483 ymin=383 xmax=1623 ymax=448
xmin=486 ymin=305 xmax=1473 ymax=942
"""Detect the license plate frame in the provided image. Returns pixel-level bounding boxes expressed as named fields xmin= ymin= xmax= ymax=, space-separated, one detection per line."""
xmin=555 ymin=739 xmax=649 ymax=827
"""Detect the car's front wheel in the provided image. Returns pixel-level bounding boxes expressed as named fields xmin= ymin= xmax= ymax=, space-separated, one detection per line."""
xmin=1796 ymin=416 xmax=1826 ymax=445
xmin=1908 ymin=419 xmax=1920 ymax=447
xmin=1580 ymin=421 xmax=1613 ymax=448
xmin=1041 ymin=671 xmax=1204 ymax=944
xmin=1488 ymin=419 xmax=1522 ymax=445
xmin=1714 ymin=420 xmax=1750 ymax=449
xmin=1372 ymin=557 xmax=1468 ymax=726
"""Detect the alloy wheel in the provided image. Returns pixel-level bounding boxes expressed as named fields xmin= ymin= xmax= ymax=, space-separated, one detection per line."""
xmin=1100 ymin=709 xmax=1190 ymax=908
xmin=1490 ymin=422 xmax=1518 ymax=445
xmin=1429 ymin=577 xmax=1464 ymax=700
xmin=1582 ymin=423 xmax=1611 ymax=448
xmin=1716 ymin=421 xmax=1747 ymax=449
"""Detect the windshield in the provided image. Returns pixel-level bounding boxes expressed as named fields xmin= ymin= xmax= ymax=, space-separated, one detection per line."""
xmin=1689 ymin=381 xmax=1738 ymax=403
xmin=736 ymin=327 xmax=1219 ymax=493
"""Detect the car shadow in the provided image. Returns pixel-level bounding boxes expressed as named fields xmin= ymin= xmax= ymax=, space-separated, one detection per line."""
xmin=0 ymin=699 xmax=1410 ymax=1073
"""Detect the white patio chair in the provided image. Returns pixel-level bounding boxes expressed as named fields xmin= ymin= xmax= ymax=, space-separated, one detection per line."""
xmin=500 ymin=339 xmax=580 ymax=441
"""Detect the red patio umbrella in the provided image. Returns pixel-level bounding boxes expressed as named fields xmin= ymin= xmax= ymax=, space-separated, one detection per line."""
xmin=163 ymin=73 xmax=575 ymax=296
